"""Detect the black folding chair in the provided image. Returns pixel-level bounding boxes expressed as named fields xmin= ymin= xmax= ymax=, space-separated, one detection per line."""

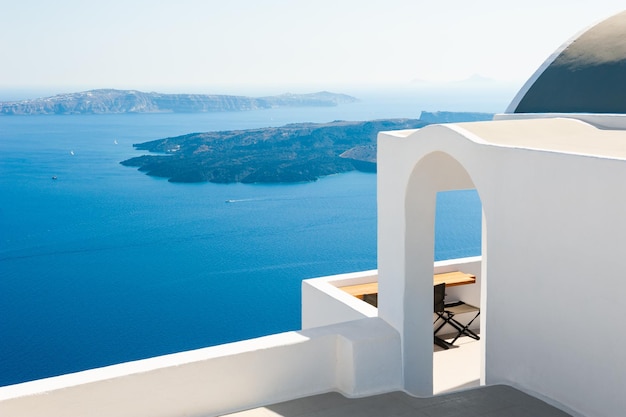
xmin=434 ymin=282 xmax=480 ymax=349
xmin=433 ymin=283 xmax=453 ymax=349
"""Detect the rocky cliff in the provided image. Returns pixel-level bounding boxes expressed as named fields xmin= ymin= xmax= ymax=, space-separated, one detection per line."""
xmin=121 ymin=119 xmax=427 ymax=183
xmin=120 ymin=111 xmax=494 ymax=184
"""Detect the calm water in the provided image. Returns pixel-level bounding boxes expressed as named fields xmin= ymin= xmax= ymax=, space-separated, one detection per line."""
xmin=0 ymin=96 xmax=482 ymax=386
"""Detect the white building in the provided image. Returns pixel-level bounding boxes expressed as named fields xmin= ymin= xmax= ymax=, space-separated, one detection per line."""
xmin=2 ymin=10 xmax=626 ymax=417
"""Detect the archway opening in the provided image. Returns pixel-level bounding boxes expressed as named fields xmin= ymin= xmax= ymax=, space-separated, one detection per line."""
xmin=432 ymin=189 xmax=483 ymax=394
xmin=402 ymin=150 xmax=486 ymax=396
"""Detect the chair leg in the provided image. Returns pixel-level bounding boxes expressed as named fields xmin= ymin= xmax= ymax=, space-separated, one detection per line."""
xmin=434 ymin=336 xmax=454 ymax=350
xmin=434 ymin=312 xmax=458 ymax=349
xmin=449 ymin=311 xmax=480 ymax=345
xmin=433 ymin=312 xmax=448 ymax=335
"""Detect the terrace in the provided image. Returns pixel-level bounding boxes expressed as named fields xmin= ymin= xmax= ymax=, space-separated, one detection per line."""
xmin=0 ymin=258 xmax=561 ymax=417
xmin=226 ymin=386 xmax=569 ymax=417
xmin=302 ymin=258 xmax=483 ymax=395
xmin=0 ymin=255 xmax=567 ymax=417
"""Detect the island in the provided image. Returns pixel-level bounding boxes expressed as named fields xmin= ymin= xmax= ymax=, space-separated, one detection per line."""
xmin=120 ymin=112 xmax=493 ymax=183
xmin=0 ymin=89 xmax=357 ymax=115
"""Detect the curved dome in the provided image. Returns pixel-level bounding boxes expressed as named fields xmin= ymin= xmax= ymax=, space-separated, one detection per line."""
xmin=507 ymin=11 xmax=626 ymax=114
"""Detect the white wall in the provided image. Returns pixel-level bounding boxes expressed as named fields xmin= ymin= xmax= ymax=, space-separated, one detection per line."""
xmin=495 ymin=112 xmax=626 ymax=130
xmin=302 ymin=270 xmax=378 ymax=329
xmin=0 ymin=318 xmax=401 ymax=417
xmin=377 ymin=125 xmax=479 ymax=396
xmin=377 ymin=121 xmax=626 ymax=416
xmin=482 ymin=147 xmax=626 ymax=417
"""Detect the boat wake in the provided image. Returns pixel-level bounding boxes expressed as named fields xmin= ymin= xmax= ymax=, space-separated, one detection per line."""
xmin=225 ymin=198 xmax=259 ymax=203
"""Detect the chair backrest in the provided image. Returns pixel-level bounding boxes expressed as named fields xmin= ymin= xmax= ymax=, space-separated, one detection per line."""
xmin=434 ymin=283 xmax=445 ymax=313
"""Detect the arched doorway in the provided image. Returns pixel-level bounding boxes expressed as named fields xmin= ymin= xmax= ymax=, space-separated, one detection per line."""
xmin=402 ymin=151 xmax=486 ymax=396
xmin=432 ymin=189 xmax=483 ymax=394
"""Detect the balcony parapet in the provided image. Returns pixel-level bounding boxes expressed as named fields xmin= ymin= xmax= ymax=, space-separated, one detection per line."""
xmin=302 ymin=257 xmax=481 ymax=331
xmin=0 ymin=318 xmax=401 ymax=417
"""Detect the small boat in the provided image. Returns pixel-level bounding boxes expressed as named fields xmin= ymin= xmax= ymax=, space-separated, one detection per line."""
xmin=52 ymin=176 xmax=57 ymax=180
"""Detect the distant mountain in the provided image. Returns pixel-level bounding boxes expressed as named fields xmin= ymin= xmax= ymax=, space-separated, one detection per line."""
xmin=121 ymin=111 xmax=494 ymax=184
xmin=0 ymin=89 xmax=358 ymax=115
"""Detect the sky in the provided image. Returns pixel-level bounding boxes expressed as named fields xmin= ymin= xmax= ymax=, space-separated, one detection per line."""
xmin=0 ymin=0 xmax=624 ymax=95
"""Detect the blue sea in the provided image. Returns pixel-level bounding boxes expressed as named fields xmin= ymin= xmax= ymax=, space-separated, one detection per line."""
xmin=0 ymin=92 xmax=483 ymax=386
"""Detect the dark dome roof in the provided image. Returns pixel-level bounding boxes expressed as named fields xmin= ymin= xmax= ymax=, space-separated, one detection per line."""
xmin=507 ymin=11 xmax=626 ymax=114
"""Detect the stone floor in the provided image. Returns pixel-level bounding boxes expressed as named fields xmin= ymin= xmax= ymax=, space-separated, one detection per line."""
xmin=223 ymin=385 xmax=572 ymax=417
xmin=224 ymin=336 xmax=573 ymax=417
xmin=434 ymin=333 xmax=481 ymax=394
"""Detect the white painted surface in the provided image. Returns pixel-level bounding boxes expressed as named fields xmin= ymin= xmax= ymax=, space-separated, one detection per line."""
xmin=378 ymin=125 xmax=479 ymax=396
xmin=377 ymin=119 xmax=626 ymax=417
xmin=301 ymin=270 xmax=378 ymax=329
xmin=433 ymin=337 xmax=481 ymax=394
xmin=0 ymin=318 xmax=401 ymax=417
xmin=495 ymin=112 xmax=626 ymax=130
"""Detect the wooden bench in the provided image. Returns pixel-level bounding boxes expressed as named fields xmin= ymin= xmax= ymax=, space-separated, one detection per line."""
xmin=339 ymin=271 xmax=476 ymax=301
